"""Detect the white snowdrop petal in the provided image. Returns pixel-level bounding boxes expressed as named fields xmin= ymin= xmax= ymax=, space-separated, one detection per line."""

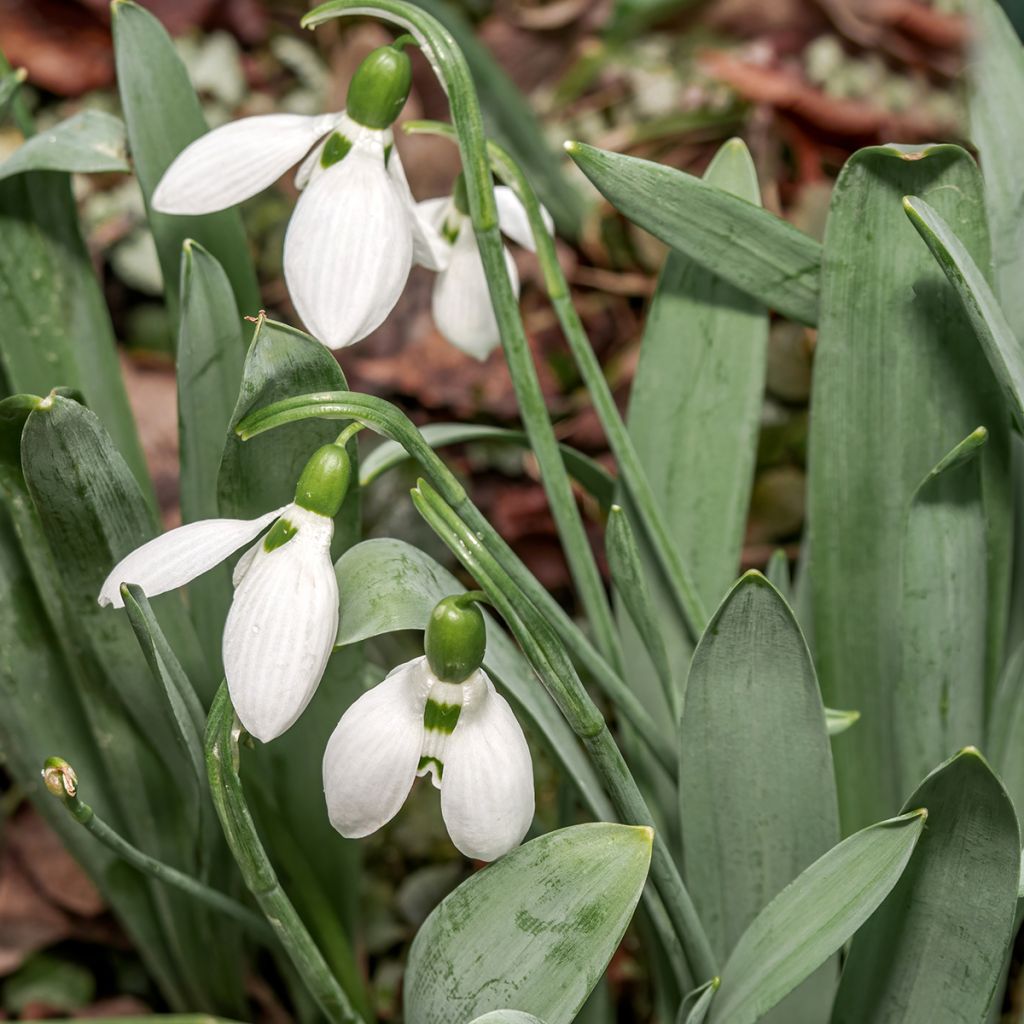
xmin=389 ymin=152 xmax=448 ymax=271
xmin=323 ymin=657 xmax=432 ymax=838
xmin=441 ymin=672 xmax=535 ymax=861
xmin=152 ymin=114 xmax=340 ymax=215
xmin=232 ymin=538 xmax=261 ymax=588
xmin=284 ymin=149 xmax=413 ymax=349
xmin=494 ymin=185 xmax=553 ymax=251
xmin=431 ymin=232 xmax=518 ymax=361
xmin=223 ymin=508 xmax=338 ymax=742
xmin=98 ymin=507 xmax=285 ymax=608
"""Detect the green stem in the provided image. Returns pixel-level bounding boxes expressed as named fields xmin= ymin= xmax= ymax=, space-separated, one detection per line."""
xmin=41 ymin=759 xmax=271 ymax=942
xmin=410 ymin=479 xmax=717 ymax=983
xmin=304 ymin=0 xmax=624 ymax=674
xmin=204 ymin=687 xmax=366 ymax=1024
xmin=409 ymin=120 xmax=709 ymax=644
xmin=236 ymin=392 xmax=676 ymax=778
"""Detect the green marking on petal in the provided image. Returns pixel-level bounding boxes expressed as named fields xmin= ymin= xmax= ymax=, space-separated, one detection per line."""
xmin=423 ymin=698 xmax=461 ymax=734
xmin=321 ymin=131 xmax=353 ymax=169
xmin=384 ymin=141 xmax=393 ymax=166
xmin=418 ymin=754 xmax=444 ymax=778
xmin=263 ymin=517 xmax=297 ymax=552
xmin=442 ymin=217 xmax=461 ymax=246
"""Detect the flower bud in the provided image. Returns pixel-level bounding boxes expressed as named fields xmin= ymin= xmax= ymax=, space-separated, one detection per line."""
xmin=425 ymin=594 xmax=487 ymax=683
xmin=41 ymin=756 xmax=77 ymax=799
xmin=346 ymin=44 xmax=413 ymax=131
xmin=294 ymin=443 xmax=352 ymax=518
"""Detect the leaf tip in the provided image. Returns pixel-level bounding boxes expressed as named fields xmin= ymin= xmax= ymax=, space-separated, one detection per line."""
xmin=909 ymin=806 xmax=928 ymax=823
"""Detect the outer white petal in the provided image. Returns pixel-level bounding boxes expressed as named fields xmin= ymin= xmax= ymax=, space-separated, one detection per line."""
xmin=494 ymin=185 xmax=554 ymax=251
xmin=152 ymin=113 xmax=340 ymax=215
xmin=284 ymin=148 xmax=413 ymax=349
xmin=223 ymin=506 xmax=338 ymax=742
xmin=431 ymin=229 xmax=518 ymax=361
xmin=440 ymin=671 xmax=534 ymax=861
xmin=389 ymin=151 xmax=448 ymax=271
xmin=323 ymin=657 xmax=431 ymax=838
xmin=98 ymin=507 xmax=284 ymax=609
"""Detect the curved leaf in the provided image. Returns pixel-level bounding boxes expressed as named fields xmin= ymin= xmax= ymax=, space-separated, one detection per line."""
xmin=404 ymin=823 xmax=652 ymax=1024
xmin=564 ymin=140 xmax=821 ymax=325
xmin=832 ymin=750 xmax=1020 ymax=1023
xmin=708 ymin=811 xmax=926 ymax=1024
xmin=0 ymin=110 xmax=128 ymax=180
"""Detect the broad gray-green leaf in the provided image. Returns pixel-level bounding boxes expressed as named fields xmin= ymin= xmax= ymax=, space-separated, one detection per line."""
xmin=404 ymin=823 xmax=652 ymax=1024
xmin=620 ymin=137 xmax=768 ymax=738
xmin=708 ymin=811 xmax=926 ymax=1024
xmin=764 ymin=548 xmax=790 ymax=599
xmin=832 ymin=750 xmax=1020 ymax=1023
xmin=681 ymin=571 xmax=839 ymax=1022
xmin=112 ymin=0 xmax=260 ymax=320
xmin=808 ymin=143 xmax=1010 ymax=832
xmin=335 ymin=537 xmax=612 ymax=822
xmin=361 ymin=423 xmax=614 ymax=509
xmin=895 ymin=429 xmax=988 ymax=796
xmin=177 ymin=239 xmax=245 ymax=665
xmin=565 ymin=140 xmax=820 ymax=325
xmin=904 ymin=197 xmax=1024 ymax=433
xmin=990 ymin=640 xmax=1024 ymax=819
xmin=0 ymin=110 xmax=129 ymax=180
xmin=0 ymin=153 xmax=150 ymax=499
xmin=470 ymin=1013 xmax=546 ymax=1024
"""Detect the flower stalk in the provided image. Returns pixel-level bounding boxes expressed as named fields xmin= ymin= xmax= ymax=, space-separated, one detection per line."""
xmin=204 ymin=688 xmax=367 ymax=1024
xmin=40 ymin=758 xmax=272 ymax=942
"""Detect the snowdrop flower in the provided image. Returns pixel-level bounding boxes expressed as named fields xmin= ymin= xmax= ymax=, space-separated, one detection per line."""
xmin=152 ymin=41 xmax=442 ymax=349
xmin=99 ymin=442 xmax=353 ymax=742
xmin=324 ymin=594 xmax=534 ymax=861
xmin=415 ymin=175 xmax=554 ymax=360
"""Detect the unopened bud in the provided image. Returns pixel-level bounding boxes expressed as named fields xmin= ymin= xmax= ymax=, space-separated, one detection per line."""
xmin=41 ymin=756 xmax=77 ymax=799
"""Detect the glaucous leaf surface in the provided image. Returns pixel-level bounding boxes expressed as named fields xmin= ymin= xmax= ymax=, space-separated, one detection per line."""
xmin=832 ymin=750 xmax=1020 ymax=1023
xmin=894 ymin=430 xmax=988 ymax=796
xmin=112 ymin=0 xmax=260 ymax=319
xmin=708 ymin=811 xmax=926 ymax=1024
xmin=808 ymin=144 xmax=1010 ymax=832
xmin=404 ymin=823 xmax=652 ymax=1024
xmin=680 ymin=571 xmax=839 ymax=1022
xmin=990 ymin=641 xmax=1024 ymax=820
xmin=0 ymin=110 xmax=129 ymax=180
xmin=565 ymin=140 xmax=820 ymax=324
xmin=620 ymin=137 xmax=768 ymax=750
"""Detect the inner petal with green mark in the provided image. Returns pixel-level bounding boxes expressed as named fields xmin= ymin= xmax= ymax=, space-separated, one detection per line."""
xmin=263 ymin=517 xmax=297 ymax=552
xmin=321 ymin=131 xmax=353 ymax=169
xmin=417 ymin=679 xmax=464 ymax=787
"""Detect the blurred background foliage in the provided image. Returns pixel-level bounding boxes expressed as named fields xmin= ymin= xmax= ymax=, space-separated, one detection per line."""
xmin=0 ymin=0 xmax=1002 ymax=1018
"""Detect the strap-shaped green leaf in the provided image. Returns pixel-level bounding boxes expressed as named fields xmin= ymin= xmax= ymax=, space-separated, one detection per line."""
xmin=832 ymin=750 xmax=1020 ymax=1022
xmin=0 ymin=110 xmax=128 ymax=180
xmin=111 ymin=0 xmax=260 ymax=320
xmin=404 ymin=823 xmax=653 ymax=1024
xmin=620 ymin=137 xmax=768 ymax=731
xmin=808 ymin=143 xmax=1011 ymax=832
xmin=990 ymin=640 xmax=1024 ymax=820
xmin=707 ymin=811 xmax=926 ymax=1024
xmin=470 ymin=1013 xmax=546 ymax=1024
xmin=334 ymin=536 xmax=613 ymax=822
xmin=564 ymin=140 xmax=820 ymax=325
xmin=177 ymin=240 xmax=245 ymax=665
xmin=681 ymin=571 xmax=839 ymax=1022
xmin=895 ymin=429 xmax=988 ymax=797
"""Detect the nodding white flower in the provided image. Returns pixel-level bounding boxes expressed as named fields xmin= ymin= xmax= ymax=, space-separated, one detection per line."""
xmin=98 ymin=444 xmax=352 ymax=742
xmin=415 ymin=182 xmax=554 ymax=361
xmin=324 ymin=655 xmax=534 ymax=861
xmin=151 ymin=42 xmax=441 ymax=350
